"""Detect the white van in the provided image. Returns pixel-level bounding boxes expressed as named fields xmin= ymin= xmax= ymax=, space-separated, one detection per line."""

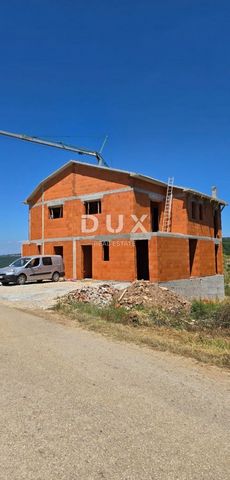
xmin=0 ymin=255 xmax=65 ymax=285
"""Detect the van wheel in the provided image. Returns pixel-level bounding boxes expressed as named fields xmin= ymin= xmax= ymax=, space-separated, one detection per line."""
xmin=2 ymin=282 xmax=9 ymax=286
xmin=17 ymin=274 xmax=26 ymax=285
xmin=52 ymin=272 xmax=60 ymax=282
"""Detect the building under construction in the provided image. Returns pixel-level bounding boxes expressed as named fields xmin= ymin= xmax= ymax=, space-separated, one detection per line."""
xmin=22 ymin=160 xmax=226 ymax=299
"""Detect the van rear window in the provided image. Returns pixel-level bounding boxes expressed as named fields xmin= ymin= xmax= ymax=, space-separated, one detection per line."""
xmin=42 ymin=257 xmax=52 ymax=266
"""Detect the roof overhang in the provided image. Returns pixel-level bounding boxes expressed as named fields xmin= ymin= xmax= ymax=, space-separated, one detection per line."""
xmin=24 ymin=160 xmax=227 ymax=206
xmin=183 ymin=188 xmax=227 ymax=206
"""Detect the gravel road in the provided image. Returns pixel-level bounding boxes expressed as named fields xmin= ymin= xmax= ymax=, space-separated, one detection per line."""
xmin=0 ymin=280 xmax=129 ymax=310
xmin=0 ymin=304 xmax=229 ymax=480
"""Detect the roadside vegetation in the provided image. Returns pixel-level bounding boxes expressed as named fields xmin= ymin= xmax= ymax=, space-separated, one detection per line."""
xmin=223 ymin=237 xmax=230 ymax=296
xmin=224 ymin=255 xmax=230 ymax=296
xmin=53 ymin=297 xmax=230 ymax=369
xmin=223 ymin=237 xmax=230 ymax=256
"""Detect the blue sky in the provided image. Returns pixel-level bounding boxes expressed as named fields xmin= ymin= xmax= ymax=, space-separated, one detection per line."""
xmin=0 ymin=0 xmax=229 ymax=254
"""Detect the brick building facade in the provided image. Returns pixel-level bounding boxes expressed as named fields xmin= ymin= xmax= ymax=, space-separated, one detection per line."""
xmin=22 ymin=161 xmax=227 ymax=298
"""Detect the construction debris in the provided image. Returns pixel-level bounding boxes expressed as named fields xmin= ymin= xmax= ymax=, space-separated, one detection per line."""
xmin=60 ymin=280 xmax=191 ymax=314
xmin=115 ymin=281 xmax=191 ymax=314
xmin=62 ymin=283 xmax=115 ymax=307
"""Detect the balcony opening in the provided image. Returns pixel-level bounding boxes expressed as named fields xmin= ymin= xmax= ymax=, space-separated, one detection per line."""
xmin=199 ymin=204 xmax=203 ymax=221
xmin=150 ymin=202 xmax=159 ymax=232
xmin=215 ymin=244 xmax=219 ymax=274
xmin=214 ymin=209 xmax=219 ymax=238
xmin=191 ymin=201 xmax=197 ymax=220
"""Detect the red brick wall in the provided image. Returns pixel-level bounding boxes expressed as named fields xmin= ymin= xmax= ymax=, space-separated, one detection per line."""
xmin=73 ymin=164 xmax=131 ymax=195
xmin=131 ymin=191 xmax=190 ymax=235
xmin=216 ymin=243 xmax=224 ymax=274
xmin=189 ymin=239 xmax=200 ymax=277
xmin=43 ymin=168 xmax=75 ymax=201
xmin=148 ymin=237 xmax=158 ymax=281
xmin=80 ymin=191 xmax=135 ymax=237
xmin=28 ymin=164 xmax=222 ymax=241
xmin=156 ymin=237 xmax=190 ymax=281
xmin=44 ymin=203 xmax=75 ymax=239
xmin=171 ymin=196 xmax=188 ymax=234
xmin=198 ymin=240 xmax=215 ymax=276
xmin=133 ymin=192 xmax=152 ymax=232
xmin=187 ymin=199 xmax=221 ymax=238
xmin=30 ymin=205 xmax=42 ymax=240
xmin=22 ymin=236 xmax=223 ymax=281
xmin=76 ymin=240 xmax=136 ymax=281
xmin=22 ymin=243 xmax=40 ymax=256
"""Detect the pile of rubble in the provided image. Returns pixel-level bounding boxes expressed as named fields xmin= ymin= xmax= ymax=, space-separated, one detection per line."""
xmin=115 ymin=281 xmax=191 ymax=314
xmin=60 ymin=280 xmax=191 ymax=314
xmin=62 ymin=283 xmax=115 ymax=307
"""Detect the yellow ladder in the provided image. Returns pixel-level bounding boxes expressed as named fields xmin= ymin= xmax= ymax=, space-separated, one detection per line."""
xmin=162 ymin=177 xmax=174 ymax=232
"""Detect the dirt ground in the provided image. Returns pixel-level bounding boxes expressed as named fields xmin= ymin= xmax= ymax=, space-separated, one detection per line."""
xmin=0 ymin=304 xmax=229 ymax=480
xmin=0 ymin=279 xmax=130 ymax=310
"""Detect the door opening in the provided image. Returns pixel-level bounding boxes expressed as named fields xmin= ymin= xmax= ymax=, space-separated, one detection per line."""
xmin=189 ymin=239 xmax=197 ymax=275
xmin=54 ymin=246 xmax=63 ymax=257
xmin=150 ymin=202 xmax=159 ymax=232
xmin=82 ymin=245 xmax=92 ymax=278
xmin=215 ymin=244 xmax=219 ymax=274
xmin=135 ymin=240 xmax=149 ymax=280
xmin=214 ymin=210 xmax=219 ymax=238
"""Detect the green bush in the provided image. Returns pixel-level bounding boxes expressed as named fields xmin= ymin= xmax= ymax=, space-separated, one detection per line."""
xmin=216 ymin=303 xmax=230 ymax=329
xmin=191 ymin=300 xmax=230 ymax=330
xmin=191 ymin=301 xmax=219 ymax=319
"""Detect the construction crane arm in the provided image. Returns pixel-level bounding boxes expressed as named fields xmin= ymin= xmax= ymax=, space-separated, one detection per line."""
xmin=0 ymin=129 xmax=108 ymax=167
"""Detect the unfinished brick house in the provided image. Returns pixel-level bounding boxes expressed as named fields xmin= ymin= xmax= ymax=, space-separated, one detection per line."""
xmin=22 ymin=160 xmax=227 ymax=298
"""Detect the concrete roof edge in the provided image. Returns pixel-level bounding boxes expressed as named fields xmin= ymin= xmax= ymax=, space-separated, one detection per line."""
xmin=130 ymin=173 xmax=168 ymax=187
xmin=24 ymin=160 xmax=227 ymax=206
xmin=182 ymin=188 xmax=228 ymax=206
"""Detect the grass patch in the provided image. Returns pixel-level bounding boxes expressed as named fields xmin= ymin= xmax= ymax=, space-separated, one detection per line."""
xmin=225 ymin=284 xmax=230 ymax=297
xmin=53 ymin=298 xmax=230 ymax=369
xmin=224 ymin=254 xmax=230 ymax=296
xmin=191 ymin=300 xmax=230 ymax=329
